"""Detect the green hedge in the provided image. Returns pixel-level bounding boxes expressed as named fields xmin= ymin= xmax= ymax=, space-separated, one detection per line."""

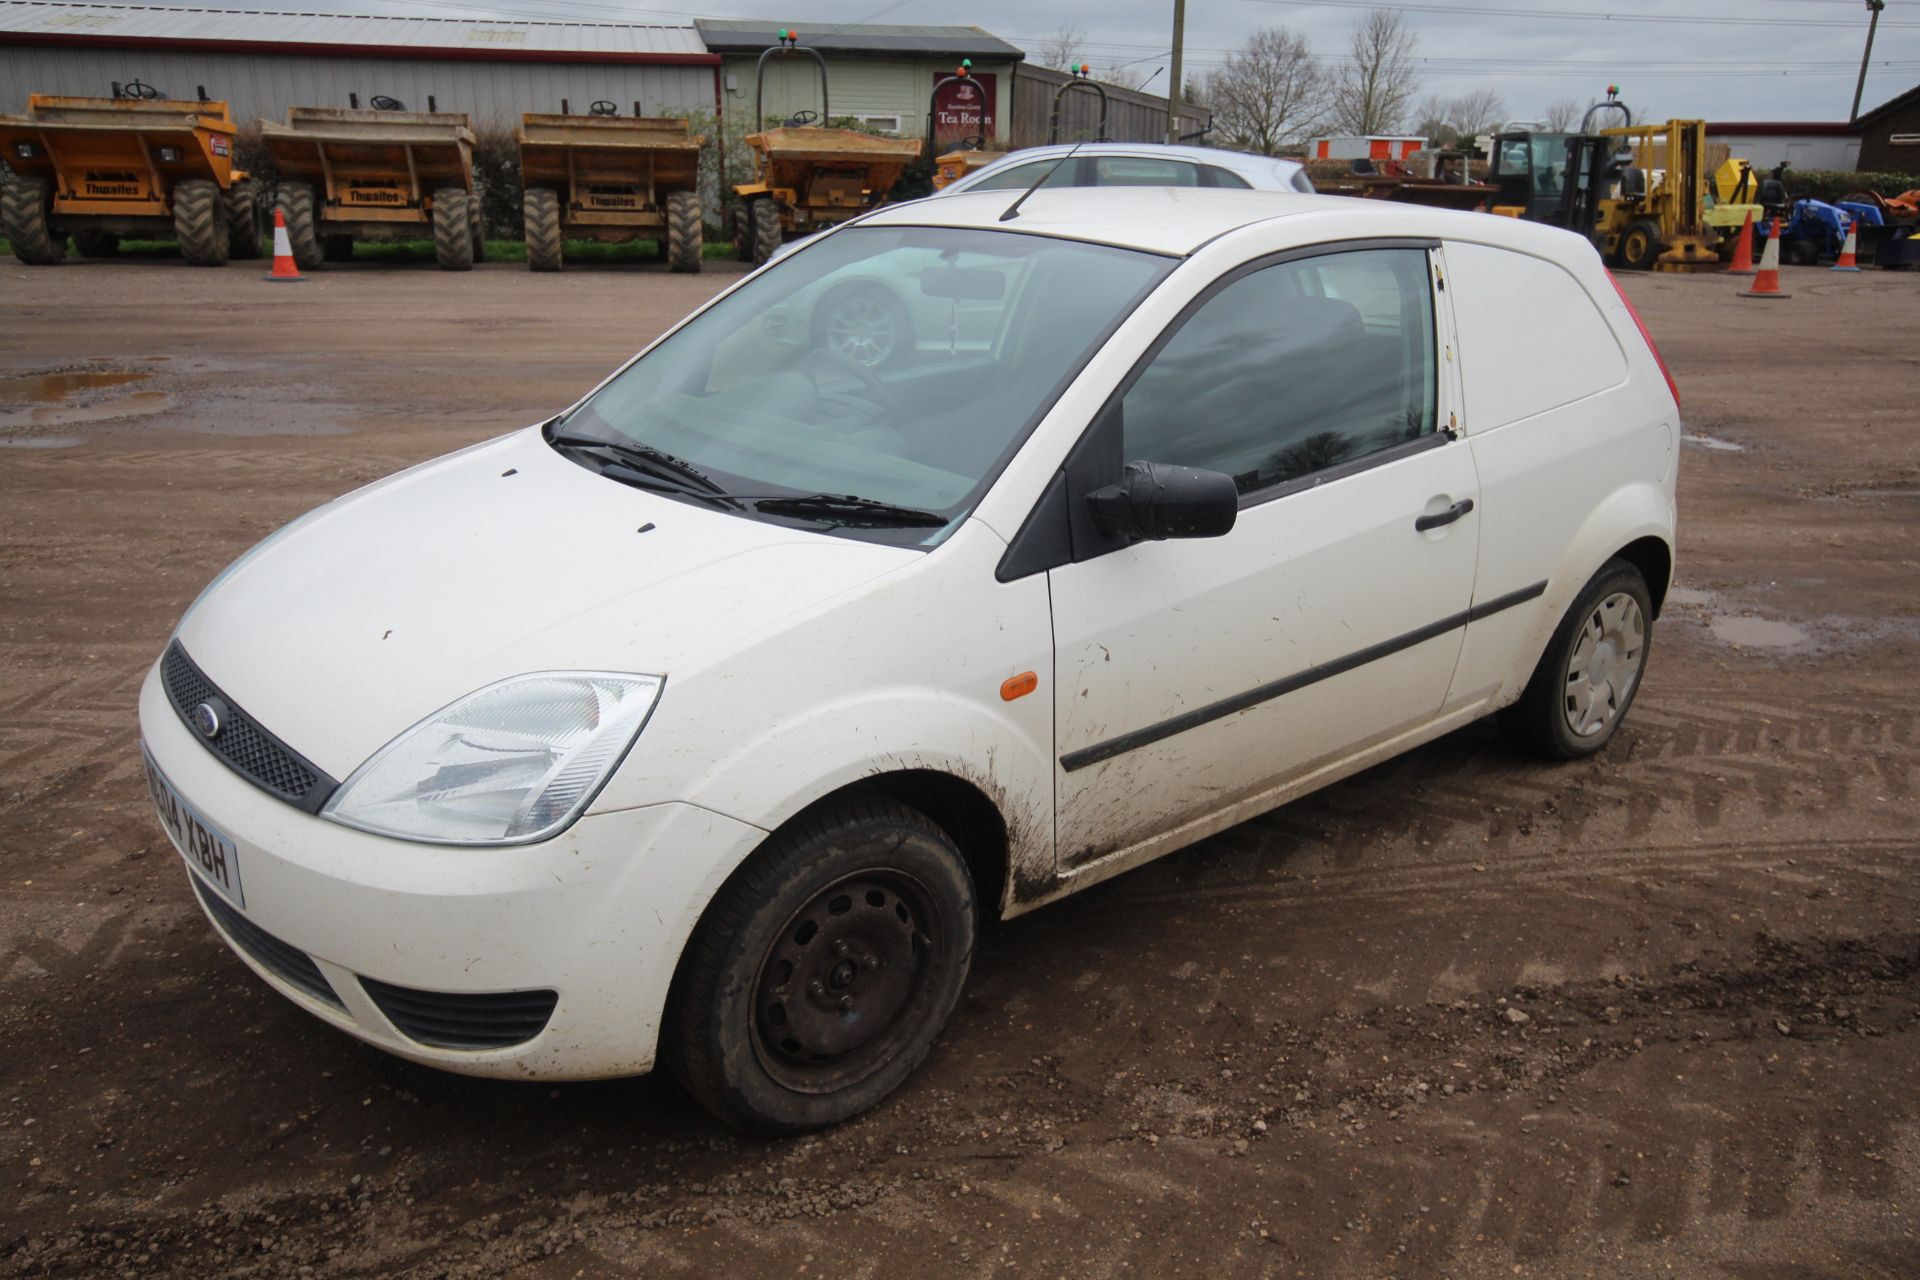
xmin=1775 ymin=169 xmax=1920 ymax=204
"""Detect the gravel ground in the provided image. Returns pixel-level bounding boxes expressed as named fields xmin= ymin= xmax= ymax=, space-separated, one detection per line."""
xmin=1 ymin=252 xmax=1917 ymax=1279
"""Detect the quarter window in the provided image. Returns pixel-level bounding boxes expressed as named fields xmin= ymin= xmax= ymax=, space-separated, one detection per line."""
xmin=1121 ymin=248 xmax=1438 ymax=495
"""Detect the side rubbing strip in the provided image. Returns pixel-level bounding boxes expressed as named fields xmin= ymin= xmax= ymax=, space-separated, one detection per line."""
xmin=1058 ymin=579 xmax=1548 ymax=773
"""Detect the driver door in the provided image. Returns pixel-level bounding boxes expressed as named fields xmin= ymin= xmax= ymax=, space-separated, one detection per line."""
xmin=1047 ymin=244 xmax=1480 ymax=872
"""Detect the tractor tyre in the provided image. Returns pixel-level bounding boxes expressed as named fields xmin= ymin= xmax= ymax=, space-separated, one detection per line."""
xmin=1618 ymin=220 xmax=1660 ymax=271
xmin=2 ymin=175 xmax=65 ymax=265
xmin=431 ymin=188 xmax=473 ymax=271
xmin=321 ymin=234 xmax=354 ymax=262
xmin=751 ymin=198 xmax=783 ymax=266
xmin=523 ymin=187 xmax=563 ymax=272
xmin=224 ymin=179 xmax=265 ymax=259
xmin=173 ymin=178 xmax=231 ymax=267
xmin=1787 ymin=239 xmax=1819 ymax=267
xmin=733 ymin=203 xmax=755 ymax=262
xmin=666 ymin=190 xmax=703 ymax=274
xmin=72 ymin=229 xmax=121 ymax=258
xmin=468 ymin=192 xmax=487 ymax=264
xmin=274 ymin=184 xmax=324 ymax=270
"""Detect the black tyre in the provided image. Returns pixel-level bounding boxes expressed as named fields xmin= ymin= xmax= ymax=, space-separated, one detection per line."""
xmin=2 ymin=175 xmax=64 ymax=265
xmin=1618 ymin=220 xmax=1660 ymax=271
xmin=666 ymin=190 xmax=703 ymax=274
xmin=468 ymin=190 xmax=487 ymax=263
xmin=274 ymin=184 xmax=324 ymax=271
xmin=815 ymin=284 xmax=911 ymax=370
xmin=321 ymin=234 xmax=354 ymax=262
xmin=1500 ymin=558 xmax=1653 ymax=761
xmin=733 ymin=202 xmax=756 ymax=262
xmin=224 ymin=179 xmax=265 ymax=259
xmin=751 ymin=198 xmax=783 ymax=266
xmin=431 ymin=187 xmax=473 ymax=271
xmin=1787 ymin=239 xmax=1819 ymax=267
xmin=664 ymin=796 xmax=977 ymax=1135
xmin=523 ymin=187 xmax=562 ymax=272
xmin=71 ymin=229 xmax=121 ymax=258
xmin=173 ymin=178 xmax=230 ymax=267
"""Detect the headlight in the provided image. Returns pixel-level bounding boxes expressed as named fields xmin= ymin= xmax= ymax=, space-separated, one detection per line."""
xmin=321 ymin=672 xmax=663 ymax=845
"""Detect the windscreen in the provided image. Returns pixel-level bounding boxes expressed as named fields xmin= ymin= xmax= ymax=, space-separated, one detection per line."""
xmin=558 ymin=226 xmax=1172 ymax=545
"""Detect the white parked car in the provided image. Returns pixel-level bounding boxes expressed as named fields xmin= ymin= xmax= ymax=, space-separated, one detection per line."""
xmin=141 ymin=188 xmax=1680 ymax=1134
xmin=936 ymin=142 xmax=1315 ymax=197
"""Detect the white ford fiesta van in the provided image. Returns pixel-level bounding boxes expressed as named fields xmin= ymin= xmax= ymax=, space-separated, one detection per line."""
xmin=140 ymin=187 xmax=1679 ymax=1133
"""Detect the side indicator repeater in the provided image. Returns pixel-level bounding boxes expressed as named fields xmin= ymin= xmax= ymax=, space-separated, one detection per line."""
xmin=1000 ymin=671 xmax=1039 ymax=701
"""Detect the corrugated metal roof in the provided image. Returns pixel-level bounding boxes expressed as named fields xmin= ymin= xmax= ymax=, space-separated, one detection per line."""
xmin=0 ymin=2 xmax=711 ymax=58
xmin=694 ymin=18 xmax=1023 ymax=61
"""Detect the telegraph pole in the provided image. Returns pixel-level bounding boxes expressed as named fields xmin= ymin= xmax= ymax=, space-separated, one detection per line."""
xmin=1166 ymin=0 xmax=1186 ymax=143
xmin=1851 ymin=0 xmax=1885 ymax=123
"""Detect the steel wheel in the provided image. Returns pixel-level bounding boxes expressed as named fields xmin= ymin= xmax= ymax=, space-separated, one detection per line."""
xmin=751 ymin=869 xmax=943 ymax=1094
xmin=822 ymin=290 xmax=902 ymax=368
xmin=1562 ymin=591 xmax=1645 ymax=738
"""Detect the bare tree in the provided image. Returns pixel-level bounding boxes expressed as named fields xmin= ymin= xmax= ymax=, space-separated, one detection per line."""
xmin=1031 ymin=22 xmax=1085 ymax=72
xmin=1330 ymin=9 xmax=1418 ymax=135
xmin=1541 ymin=97 xmax=1581 ymax=131
xmin=1411 ymin=93 xmax=1457 ymax=147
xmin=1446 ymin=88 xmax=1505 ymax=140
xmin=1203 ymin=26 xmax=1327 ymax=155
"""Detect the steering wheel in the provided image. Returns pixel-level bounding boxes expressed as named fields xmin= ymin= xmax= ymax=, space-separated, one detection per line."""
xmin=369 ymin=94 xmax=406 ymax=111
xmin=784 ymin=109 xmax=820 ymax=126
xmin=804 ymin=345 xmax=902 ymax=420
xmin=957 ymin=133 xmax=987 ymax=151
xmin=121 ymin=79 xmax=164 ymax=100
xmin=589 ymin=100 xmax=619 ymax=117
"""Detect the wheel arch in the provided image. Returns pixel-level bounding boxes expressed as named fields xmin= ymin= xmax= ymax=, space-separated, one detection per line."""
xmin=1613 ymin=533 xmax=1672 ymax=618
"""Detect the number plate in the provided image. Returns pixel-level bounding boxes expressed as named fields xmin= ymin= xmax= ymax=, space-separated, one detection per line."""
xmin=142 ymin=745 xmax=245 ymax=908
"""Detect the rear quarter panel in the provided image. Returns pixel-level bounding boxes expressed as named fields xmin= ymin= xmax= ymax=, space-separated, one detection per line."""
xmin=1440 ymin=237 xmax=1678 ymax=708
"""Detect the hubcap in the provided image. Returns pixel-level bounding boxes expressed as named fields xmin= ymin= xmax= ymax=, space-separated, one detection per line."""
xmin=751 ymin=870 xmax=935 ymax=1093
xmin=1563 ymin=590 xmax=1646 ymax=738
xmin=824 ymin=295 xmax=897 ymax=367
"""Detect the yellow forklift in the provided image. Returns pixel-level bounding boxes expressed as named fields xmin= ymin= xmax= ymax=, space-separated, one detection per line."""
xmin=1487 ymin=89 xmax=1720 ymax=271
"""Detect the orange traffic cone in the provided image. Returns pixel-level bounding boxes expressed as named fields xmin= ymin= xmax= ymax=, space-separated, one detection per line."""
xmin=1831 ymin=217 xmax=1861 ymax=271
xmin=263 ymin=207 xmax=305 ymax=283
xmin=1726 ymin=209 xmax=1756 ymax=276
xmin=1739 ymin=220 xmax=1790 ymax=300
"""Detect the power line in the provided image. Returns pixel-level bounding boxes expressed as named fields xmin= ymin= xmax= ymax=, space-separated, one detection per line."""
xmin=1238 ymin=0 xmax=1920 ymax=29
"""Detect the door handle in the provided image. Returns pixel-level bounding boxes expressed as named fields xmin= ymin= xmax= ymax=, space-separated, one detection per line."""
xmin=1415 ymin=498 xmax=1475 ymax=532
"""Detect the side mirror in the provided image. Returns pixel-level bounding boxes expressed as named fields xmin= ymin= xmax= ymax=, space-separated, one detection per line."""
xmin=1088 ymin=461 xmax=1238 ymax=542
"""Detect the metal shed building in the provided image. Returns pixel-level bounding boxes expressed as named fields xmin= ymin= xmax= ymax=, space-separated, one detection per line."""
xmin=0 ymin=2 xmax=721 ymax=132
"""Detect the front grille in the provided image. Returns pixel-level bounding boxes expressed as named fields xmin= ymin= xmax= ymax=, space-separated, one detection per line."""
xmin=192 ymin=878 xmax=344 ymax=1010
xmin=161 ymin=641 xmax=338 ymax=813
xmin=361 ymin=977 xmax=558 ymax=1050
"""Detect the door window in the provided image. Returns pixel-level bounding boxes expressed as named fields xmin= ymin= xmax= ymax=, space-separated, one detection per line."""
xmin=1120 ymin=247 xmax=1437 ymax=495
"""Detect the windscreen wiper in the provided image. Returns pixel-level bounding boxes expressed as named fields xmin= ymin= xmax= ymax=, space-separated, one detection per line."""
xmin=547 ymin=431 xmax=731 ymax=497
xmin=746 ymin=493 xmax=948 ymax=527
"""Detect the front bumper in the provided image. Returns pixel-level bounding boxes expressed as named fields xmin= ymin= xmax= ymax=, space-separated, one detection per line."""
xmin=138 ymin=661 xmax=767 ymax=1080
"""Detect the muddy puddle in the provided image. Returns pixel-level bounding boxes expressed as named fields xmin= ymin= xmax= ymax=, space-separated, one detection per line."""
xmin=0 ymin=367 xmax=174 ymax=430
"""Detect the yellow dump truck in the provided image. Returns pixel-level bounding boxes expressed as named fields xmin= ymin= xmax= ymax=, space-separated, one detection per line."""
xmin=0 ymin=85 xmax=263 ymax=266
xmin=732 ymin=34 xmax=921 ymax=265
xmin=516 ymin=107 xmax=705 ymax=272
xmin=260 ymin=105 xmax=482 ymax=271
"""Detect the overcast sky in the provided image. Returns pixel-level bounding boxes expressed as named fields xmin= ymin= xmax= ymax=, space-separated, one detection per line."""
xmin=186 ymin=0 xmax=1920 ymax=124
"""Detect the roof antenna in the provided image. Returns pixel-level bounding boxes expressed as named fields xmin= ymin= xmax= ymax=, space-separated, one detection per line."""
xmin=999 ymin=138 xmax=1086 ymax=223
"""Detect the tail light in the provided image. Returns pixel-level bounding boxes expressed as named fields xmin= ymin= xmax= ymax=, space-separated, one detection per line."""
xmin=1606 ymin=270 xmax=1679 ymax=412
